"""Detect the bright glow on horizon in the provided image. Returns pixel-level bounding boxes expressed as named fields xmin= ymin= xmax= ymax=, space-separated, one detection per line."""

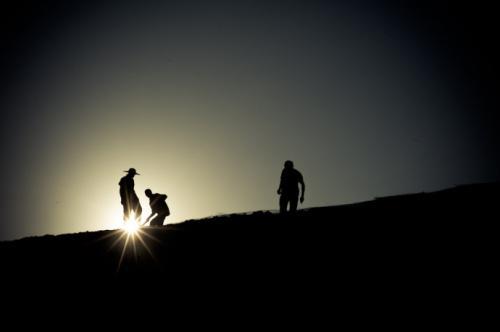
xmin=103 ymin=210 xmax=158 ymax=272
xmin=122 ymin=211 xmax=140 ymax=235
xmin=0 ymin=0 xmax=482 ymax=242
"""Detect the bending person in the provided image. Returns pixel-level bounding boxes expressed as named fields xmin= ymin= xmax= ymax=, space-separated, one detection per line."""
xmin=144 ymin=189 xmax=170 ymax=226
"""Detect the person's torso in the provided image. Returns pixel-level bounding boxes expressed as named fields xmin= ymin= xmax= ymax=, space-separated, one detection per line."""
xmin=150 ymin=194 xmax=168 ymax=213
xmin=281 ymin=169 xmax=302 ymax=192
xmin=119 ymin=176 xmax=135 ymax=194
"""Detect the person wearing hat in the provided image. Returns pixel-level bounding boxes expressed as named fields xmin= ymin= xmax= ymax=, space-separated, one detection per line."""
xmin=119 ymin=168 xmax=143 ymax=222
xmin=277 ymin=160 xmax=305 ymax=213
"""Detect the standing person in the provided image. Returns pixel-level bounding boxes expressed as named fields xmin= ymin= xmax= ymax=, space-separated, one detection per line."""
xmin=277 ymin=160 xmax=305 ymax=213
xmin=119 ymin=168 xmax=142 ymax=222
xmin=144 ymin=189 xmax=170 ymax=226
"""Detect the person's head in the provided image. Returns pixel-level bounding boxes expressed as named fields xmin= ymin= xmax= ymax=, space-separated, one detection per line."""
xmin=124 ymin=168 xmax=140 ymax=177
xmin=284 ymin=160 xmax=294 ymax=169
xmin=145 ymin=189 xmax=152 ymax=197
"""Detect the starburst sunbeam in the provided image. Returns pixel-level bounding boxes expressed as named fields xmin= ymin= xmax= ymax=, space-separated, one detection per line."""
xmin=134 ymin=229 xmax=159 ymax=263
xmin=100 ymin=211 xmax=163 ymax=272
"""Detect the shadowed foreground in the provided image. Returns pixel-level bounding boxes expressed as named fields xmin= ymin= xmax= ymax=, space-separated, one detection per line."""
xmin=0 ymin=183 xmax=497 ymax=307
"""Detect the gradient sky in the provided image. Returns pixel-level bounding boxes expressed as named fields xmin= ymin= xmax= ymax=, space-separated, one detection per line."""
xmin=1 ymin=0 xmax=499 ymax=240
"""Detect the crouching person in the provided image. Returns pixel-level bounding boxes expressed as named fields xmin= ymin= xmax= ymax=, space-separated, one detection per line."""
xmin=144 ymin=189 xmax=170 ymax=226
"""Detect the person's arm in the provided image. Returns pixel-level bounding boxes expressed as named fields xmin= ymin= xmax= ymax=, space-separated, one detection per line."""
xmin=299 ymin=174 xmax=305 ymax=203
xmin=277 ymin=172 xmax=284 ymax=195
xmin=143 ymin=212 xmax=156 ymax=225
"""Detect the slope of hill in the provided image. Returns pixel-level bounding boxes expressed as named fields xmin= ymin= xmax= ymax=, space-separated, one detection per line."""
xmin=0 ymin=183 xmax=497 ymax=301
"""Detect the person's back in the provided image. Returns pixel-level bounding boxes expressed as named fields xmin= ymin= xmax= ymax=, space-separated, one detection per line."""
xmin=119 ymin=175 xmax=134 ymax=199
xmin=144 ymin=189 xmax=170 ymax=226
xmin=150 ymin=193 xmax=169 ymax=214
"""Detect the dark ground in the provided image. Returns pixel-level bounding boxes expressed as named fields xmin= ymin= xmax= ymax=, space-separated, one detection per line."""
xmin=0 ymin=183 xmax=497 ymax=323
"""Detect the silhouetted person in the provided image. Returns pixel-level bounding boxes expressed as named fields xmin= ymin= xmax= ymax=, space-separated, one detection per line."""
xmin=277 ymin=160 xmax=305 ymax=213
xmin=144 ymin=189 xmax=170 ymax=226
xmin=119 ymin=168 xmax=142 ymax=221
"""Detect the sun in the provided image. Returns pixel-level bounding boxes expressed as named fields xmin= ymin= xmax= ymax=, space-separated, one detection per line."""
xmin=123 ymin=220 xmax=139 ymax=234
xmin=122 ymin=211 xmax=140 ymax=235
xmin=101 ymin=209 xmax=159 ymax=272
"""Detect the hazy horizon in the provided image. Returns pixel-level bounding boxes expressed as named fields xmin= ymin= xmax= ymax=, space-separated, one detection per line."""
xmin=1 ymin=0 xmax=500 ymax=240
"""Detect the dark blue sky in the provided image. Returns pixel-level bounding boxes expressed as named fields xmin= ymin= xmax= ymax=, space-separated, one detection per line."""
xmin=1 ymin=0 xmax=499 ymax=240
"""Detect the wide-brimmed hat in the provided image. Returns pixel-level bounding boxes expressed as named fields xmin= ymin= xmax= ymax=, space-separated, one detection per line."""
xmin=124 ymin=168 xmax=140 ymax=175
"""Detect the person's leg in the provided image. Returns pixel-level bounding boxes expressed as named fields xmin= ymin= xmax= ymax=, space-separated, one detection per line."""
xmin=155 ymin=213 xmax=167 ymax=226
xmin=122 ymin=203 xmax=130 ymax=221
xmin=279 ymin=194 xmax=288 ymax=213
xmin=131 ymin=196 xmax=142 ymax=219
xmin=135 ymin=203 xmax=142 ymax=219
xmin=289 ymin=193 xmax=299 ymax=212
xmin=149 ymin=215 xmax=158 ymax=226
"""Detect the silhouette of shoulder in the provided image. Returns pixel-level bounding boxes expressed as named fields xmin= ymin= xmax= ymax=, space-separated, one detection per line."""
xmin=150 ymin=193 xmax=165 ymax=199
xmin=281 ymin=168 xmax=303 ymax=182
xmin=280 ymin=168 xmax=304 ymax=194
xmin=150 ymin=193 xmax=168 ymax=212
xmin=119 ymin=175 xmax=134 ymax=188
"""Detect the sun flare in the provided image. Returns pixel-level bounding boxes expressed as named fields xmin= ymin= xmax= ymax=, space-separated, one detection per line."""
xmin=101 ymin=210 xmax=160 ymax=272
xmin=122 ymin=212 xmax=140 ymax=235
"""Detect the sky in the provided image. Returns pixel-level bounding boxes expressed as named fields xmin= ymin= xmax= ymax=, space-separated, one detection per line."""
xmin=1 ymin=0 xmax=500 ymax=240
